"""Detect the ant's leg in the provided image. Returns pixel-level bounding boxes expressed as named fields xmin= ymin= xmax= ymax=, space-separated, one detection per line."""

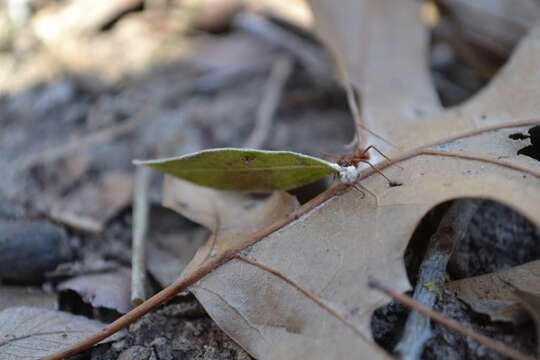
xmin=359 ymin=160 xmax=393 ymax=184
xmin=352 ymin=183 xmax=378 ymax=201
xmin=361 ymin=145 xmax=404 ymax=170
xmin=351 ymin=184 xmax=365 ymax=199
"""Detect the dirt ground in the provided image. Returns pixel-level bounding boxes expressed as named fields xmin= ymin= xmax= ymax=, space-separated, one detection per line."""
xmin=0 ymin=1 xmax=539 ymax=359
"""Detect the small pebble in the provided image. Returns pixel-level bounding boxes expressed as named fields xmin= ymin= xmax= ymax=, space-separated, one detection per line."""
xmin=0 ymin=221 xmax=73 ymax=284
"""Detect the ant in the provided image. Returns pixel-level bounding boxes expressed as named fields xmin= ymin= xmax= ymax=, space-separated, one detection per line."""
xmin=332 ymin=145 xmax=395 ymax=184
xmin=323 ymin=145 xmax=400 ymax=200
xmin=323 ymin=78 xmax=402 ymax=196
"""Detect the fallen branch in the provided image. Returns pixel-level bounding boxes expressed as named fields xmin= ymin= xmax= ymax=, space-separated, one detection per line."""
xmin=369 ymin=279 xmax=537 ymax=360
xmin=394 ymin=199 xmax=482 ymax=359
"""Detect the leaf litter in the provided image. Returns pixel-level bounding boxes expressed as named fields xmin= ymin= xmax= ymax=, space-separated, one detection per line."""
xmin=0 ymin=307 xmax=123 ymax=360
xmin=23 ymin=0 xmax=540 ymax=359
xmin=160 ymin=1 xmax=540 ymax=359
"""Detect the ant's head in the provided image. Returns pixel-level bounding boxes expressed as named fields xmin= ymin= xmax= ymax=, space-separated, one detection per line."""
xmin=337 ymin=158 xmax=354 ymax=167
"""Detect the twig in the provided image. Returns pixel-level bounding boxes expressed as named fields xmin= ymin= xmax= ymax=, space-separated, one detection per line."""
xmin=394 ymin=199 xmax=482 ymax=359
xmin=42 ymin=119 xmax=540 ymax=359
xmin=243 ymin=55 xmax=293 ymax=149
xmin=131 ymin=166 xmax=151 ymax=306
xmin=41 ymin=183 xmax=349 ymax=360
xmin=369 ymin=279 xmax=537 ymax=360
xmin=233 ymin=12 xmax=331 ymax=81
xmin=235 ymin=256 xmax=371 ymax=342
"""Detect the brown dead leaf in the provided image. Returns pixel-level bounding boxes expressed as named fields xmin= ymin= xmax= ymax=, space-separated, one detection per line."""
xmin=163 ymin=1 xmax=540 ymax=358
xmin=0 ymin=306 xmax=123 ymax=360
xmin=58 ymin=267 xmax=132 ymax=314
xmin=162 ymin=177 xmax=299 ymax=279
xmin=447 ymin=260 xmax=540 ymax=323
xmin=50 ymin=172 xmax=133 ymax=233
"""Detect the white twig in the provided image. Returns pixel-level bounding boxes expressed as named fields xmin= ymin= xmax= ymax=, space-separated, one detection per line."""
xmin=395 ymin=199 xmax=482 ymax=359
xmin=131 ymin=165 xmax=151 ymax=306
xmin=244 ymin=56 xmax=293 ymax=149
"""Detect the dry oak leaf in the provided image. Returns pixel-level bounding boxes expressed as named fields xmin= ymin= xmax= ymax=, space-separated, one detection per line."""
xmin=447 ymin=260 xmax=540 ymax=323
xmin=58 ymin=267 xmax=132 ymax=314
xmin=0 ymin=307 xmax=123 ymax=360
xmin=175 ymin=1 xmax=540 ymax=359
xmin=161 ymin=176 xmax=300 ymax=278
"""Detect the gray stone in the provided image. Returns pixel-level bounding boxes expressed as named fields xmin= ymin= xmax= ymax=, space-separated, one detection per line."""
xmin=0 ymin=221 xmax=73 ymax=284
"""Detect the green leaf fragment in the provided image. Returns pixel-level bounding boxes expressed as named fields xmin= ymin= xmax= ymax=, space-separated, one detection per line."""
xmin=134 ymin=148 xmax=338 ymax=191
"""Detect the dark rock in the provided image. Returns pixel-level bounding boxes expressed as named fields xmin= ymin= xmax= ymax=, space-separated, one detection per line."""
xmin=0 ymin=221 xmax=73 ymax=284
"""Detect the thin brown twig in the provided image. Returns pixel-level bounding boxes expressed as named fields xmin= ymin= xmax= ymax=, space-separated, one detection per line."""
xmin=42 ymin=120 xmax=540 ymax=359
xmin=41 ymin=183 xmax=349 ymax=360
xmin=368 ymin=278 xmax=537 ymax=360
xmin=234 ymin=256 xmax=369 ymax=340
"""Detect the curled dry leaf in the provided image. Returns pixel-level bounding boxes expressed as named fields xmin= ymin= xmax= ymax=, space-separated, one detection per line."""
xmin=135 ymin=148 xmax=337 ymax=192
xmin=0 ymin=307 xmax=123 ymax=360
xmin=512 ymin=288 xmax=540 ymax=355
xmin=49 ymin=172 xmax=134 ymax=233
xmin=177 ymin=1 xmax=540 ymax=358
xmin=58 ymin=267 xmax=132 ymax=314
xmin=446 ymin=260 xmax=540 ymax=323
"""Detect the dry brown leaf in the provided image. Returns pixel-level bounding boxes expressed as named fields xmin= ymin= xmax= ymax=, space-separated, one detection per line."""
xmin=49 ymin=172 xmax=133 ymax=233
xmin=447 ymin=260 xmax=540 ymax=323
xmin=157 ymin=1 xmax=540 ymax=358
xmin=58 ymin=267 xmax=132 ymax=314
xmin=0 ymin=306 xmax=123 ymax=360
xmin=162 ymin=176 xmax=299 ymax=278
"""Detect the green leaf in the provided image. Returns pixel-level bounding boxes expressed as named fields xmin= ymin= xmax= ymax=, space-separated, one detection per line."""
xmin=134 ymin=148 xmax=338 ymax=191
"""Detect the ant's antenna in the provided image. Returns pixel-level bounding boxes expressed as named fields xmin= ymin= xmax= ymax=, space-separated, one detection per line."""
xmin=341 ymin=71 xmax=398 ymax=149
